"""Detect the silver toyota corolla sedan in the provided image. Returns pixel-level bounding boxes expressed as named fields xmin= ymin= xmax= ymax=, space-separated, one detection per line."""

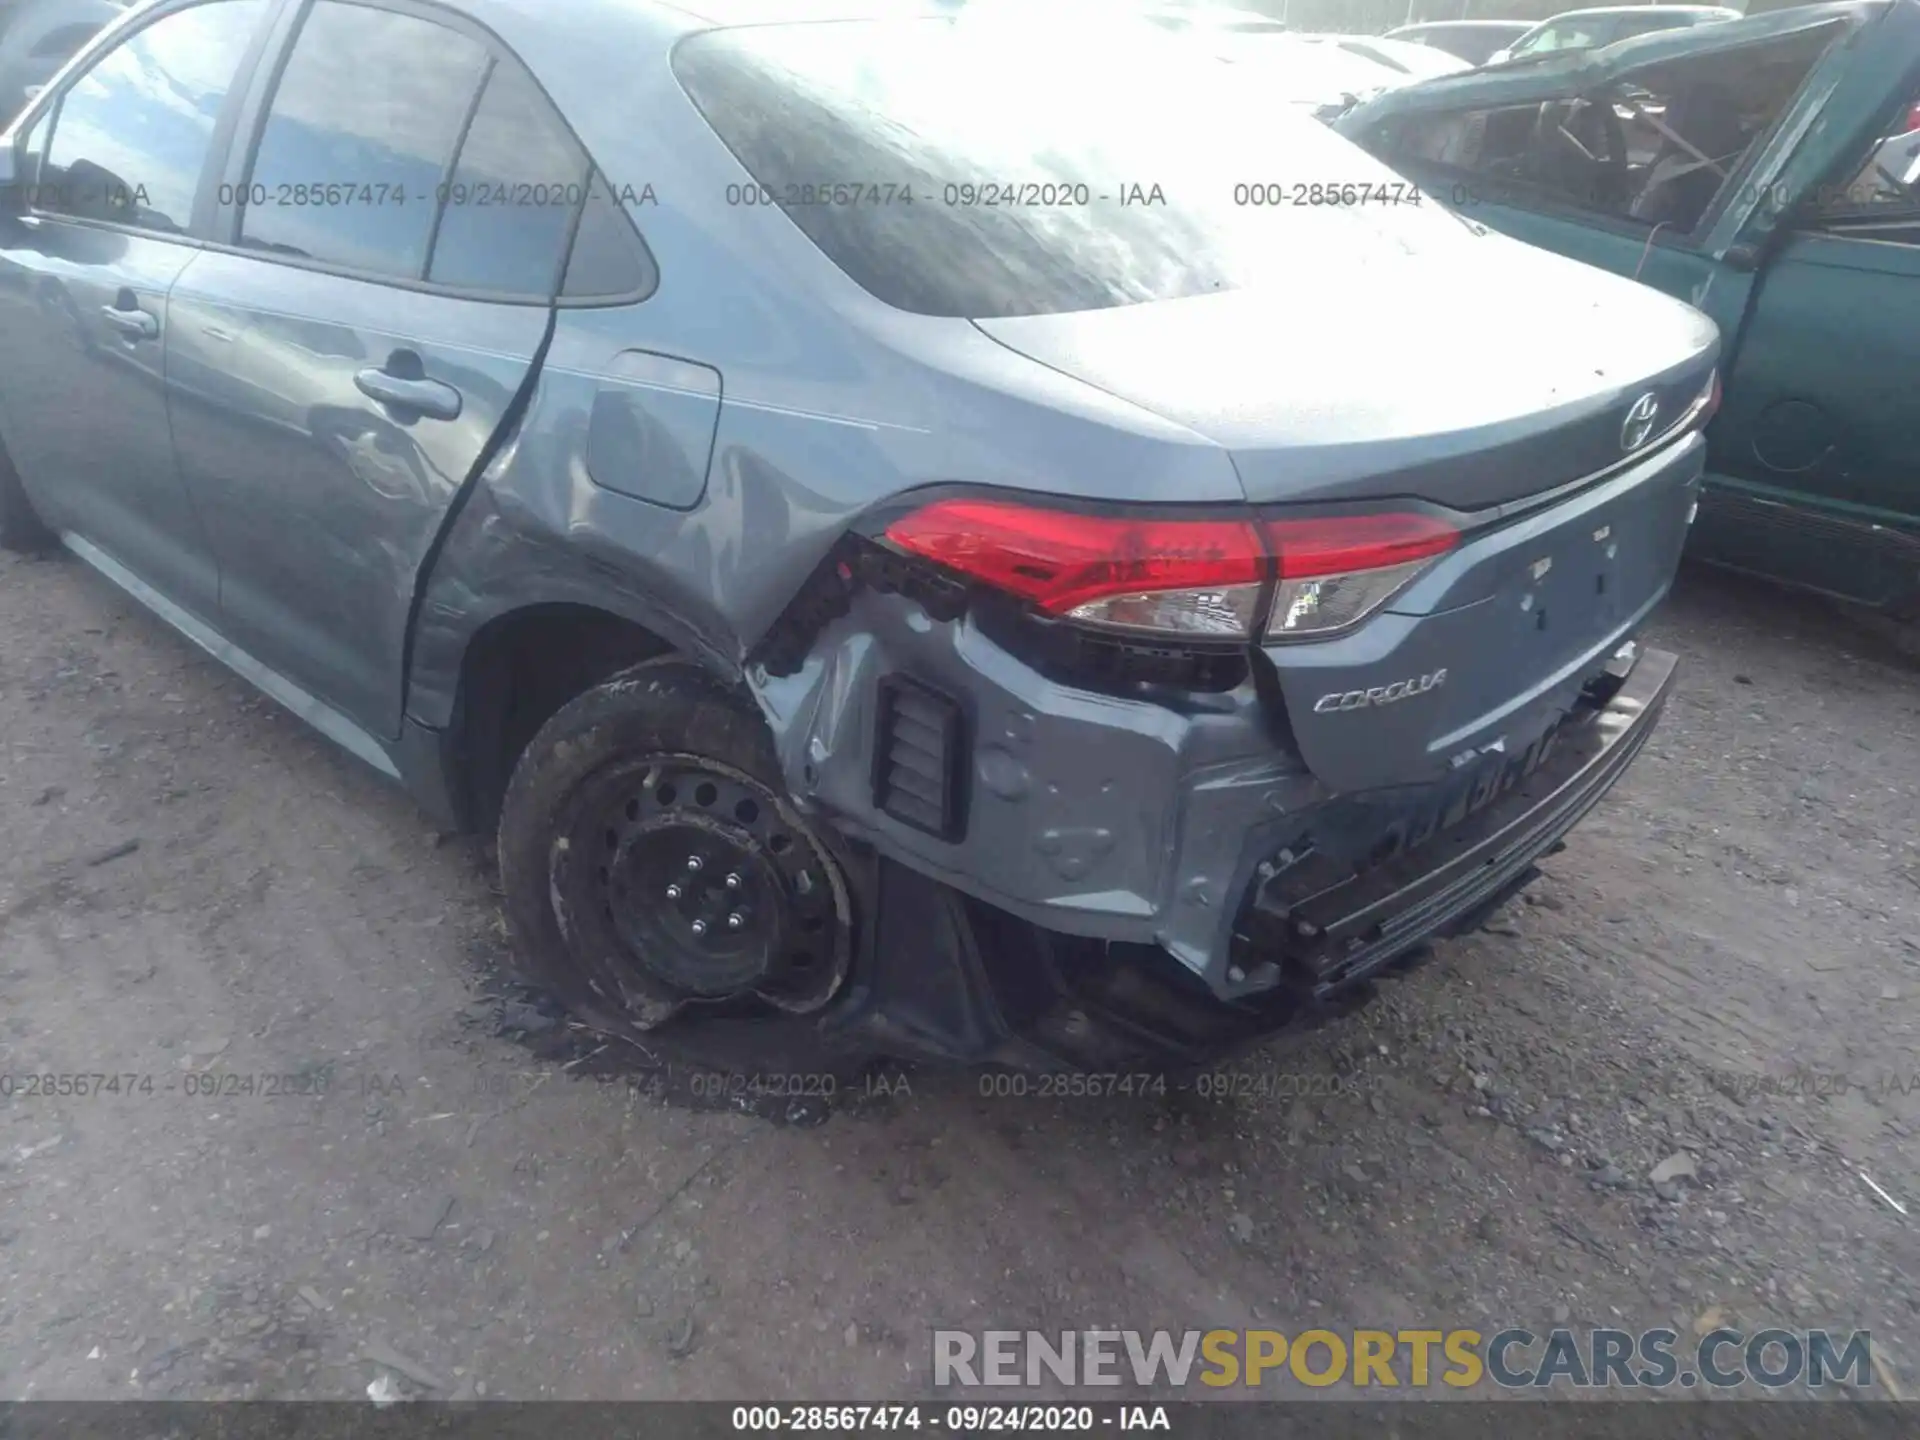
xmin=0 ymin=0 xmax=1717 ymax=1075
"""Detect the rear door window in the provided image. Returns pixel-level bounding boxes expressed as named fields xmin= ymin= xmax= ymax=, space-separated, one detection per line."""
xmin=234 ymin=0 xmax=630 ymax=300
xmin=425 ymin=58 xmax=591 ymax=295
xmin=1614 ymin=14 xmax=1685 ymax=40
xmin=238 ymin=1 xmax=487 ymax=278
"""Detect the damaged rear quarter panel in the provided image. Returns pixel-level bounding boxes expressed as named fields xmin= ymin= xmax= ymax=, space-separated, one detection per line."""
xmin=404 ymin=295 xmax=1284 ymax=980
xmin=750 ymin=588 xmax=1328 ymax=978
xmin=404 ymin=147 xmax=1247 ymax=729
xmin=403 ymin=17 xmax=1275 ymax=975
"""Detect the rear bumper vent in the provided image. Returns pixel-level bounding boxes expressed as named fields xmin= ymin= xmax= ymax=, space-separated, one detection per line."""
xmin=872 ymin=675 xmax=967 ymax=841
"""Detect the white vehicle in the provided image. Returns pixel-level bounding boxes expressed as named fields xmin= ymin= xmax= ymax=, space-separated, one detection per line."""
xmin=1844 ymin=101 xmax=1920 ymax=204
xmin=0 ymin=0 xmax=129 ymax=122
xmin=1486 ymin=4 xmax=1740 ymax=63
xmin=1153 ymin=19 xmax=1444 ymax=114
xmin=1293 ymin=33 xmax=1473 ymax=80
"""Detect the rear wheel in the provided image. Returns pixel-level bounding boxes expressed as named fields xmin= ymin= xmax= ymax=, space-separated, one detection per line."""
xmin=495 ymin=657 xmax=868 ymax=1076
xmin=0 ymin=447 xmax=55 ymax=553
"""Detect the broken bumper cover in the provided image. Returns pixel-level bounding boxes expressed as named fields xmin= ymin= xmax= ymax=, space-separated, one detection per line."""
xmin=755 ymin=551 xmax=1678 ymax=963
xmin=759 ymin=604 xmax=1677 ymax=1066
xmin=1237 ymin=643 xmax=1676 ymax=1000
xmin=844 ymin=647 xmax=1675 ymax=1069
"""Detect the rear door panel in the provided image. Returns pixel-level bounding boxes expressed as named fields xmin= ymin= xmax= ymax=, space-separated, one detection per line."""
xmin=158 ymin=0 xmax=585 ymax=740
xmin=165 ymin=258 xmax=548 ymax=739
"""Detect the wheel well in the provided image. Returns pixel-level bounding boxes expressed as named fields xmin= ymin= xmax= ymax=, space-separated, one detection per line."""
xmin=455 ymin=604 xmax=673 ymax=834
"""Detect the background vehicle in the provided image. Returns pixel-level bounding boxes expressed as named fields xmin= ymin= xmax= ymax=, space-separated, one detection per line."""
xmin=1139 ymin=3 xmax=1288 ymax=34
xmin=0 ymin=0 xmax=1715 ymax=1075
xmin=1486 ymin=4 xmax=1739 ymax=62
xmin=1294 ymin=32 xmax=1472 ymax=79
xmin=0 ymin=0 xmax=125 ymax=123
xmin=1384 ymin=19 xmax=1533 ymax=64
xmin=1195 ymin=28 xmax=1458 ymax=114
xmin=1341 ymin=0 xmax=1920 ymax=615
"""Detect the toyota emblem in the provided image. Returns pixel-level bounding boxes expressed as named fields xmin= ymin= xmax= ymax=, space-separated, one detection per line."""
xmin=1621 ymin=392 xmax=1662 ymax=452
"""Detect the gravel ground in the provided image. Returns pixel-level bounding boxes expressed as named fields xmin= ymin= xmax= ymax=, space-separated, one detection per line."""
xmin=0 ymin=548 xmax=1914 ymax=1403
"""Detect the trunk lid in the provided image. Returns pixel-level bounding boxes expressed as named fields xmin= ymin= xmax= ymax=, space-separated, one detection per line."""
xmin=974 ymin=235 xmax=1717 ymax=510
xmin=980 ymin=237 xmax=1716 ymax=795
xmin=1262 ymin=431 xmax=1706 ymax=793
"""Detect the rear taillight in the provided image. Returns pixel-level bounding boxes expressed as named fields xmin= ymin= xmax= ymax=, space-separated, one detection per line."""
xmin=881 ymin=500 xmax=1267 ymax=638
xmin=1264 ymin=513 xmax=1457 ymax=639
xmin=881 ymin=499 xmax=1457 ymax=642
xmin=1684 ymin=368 xmax=1721 ymax=431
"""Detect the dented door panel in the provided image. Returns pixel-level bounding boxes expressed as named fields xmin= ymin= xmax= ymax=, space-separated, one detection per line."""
xmin=165 ymin=253 xmax=550 ymax=740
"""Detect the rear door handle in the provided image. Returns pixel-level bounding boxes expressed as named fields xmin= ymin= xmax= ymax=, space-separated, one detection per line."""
xmin=101 ymin=304 xmax=159 ymax=340
xmin=355 ymin=360 xmax=462 ymax=422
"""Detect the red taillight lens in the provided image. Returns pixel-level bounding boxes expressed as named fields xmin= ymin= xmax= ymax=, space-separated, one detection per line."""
xmin=883 ymin=500 xmax=1264 ymax=621
xmin=1678 ymin=368 xmax=1721 ymax=433
xmin=1262 ymin=513 xmax=1459 ymax=577
xmin=881 ymin=499 xmax=1458 ymax=640
xmin=1263 ymin=512 xmax=1457 ymax=638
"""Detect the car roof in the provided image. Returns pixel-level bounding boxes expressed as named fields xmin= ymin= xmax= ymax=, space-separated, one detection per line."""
xmin=652 ymin=0 xmax=948 ymax=18
xmin=471 ymin=0 xmax=950 ymax=32
xmin=1138 ymin=4 xmax=1290 ymax=26
xmin=1522 ymin=4 xmax=1738 ymax=19
xmin=1389 ymin=19 xmax=1532 ymax=29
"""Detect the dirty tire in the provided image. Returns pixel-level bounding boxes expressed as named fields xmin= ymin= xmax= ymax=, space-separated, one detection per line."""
xmin=496 ymin=657 xmax=873 ymax=1080
xmin=0 ymin=447 xmax=55 ymax=553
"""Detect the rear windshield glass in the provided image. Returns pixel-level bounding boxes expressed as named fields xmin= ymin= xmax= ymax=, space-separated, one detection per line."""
xmin=673 ymin=16 xmax=1470 ymax=318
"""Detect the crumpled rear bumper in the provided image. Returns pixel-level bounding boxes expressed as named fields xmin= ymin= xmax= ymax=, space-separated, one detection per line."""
xmin=754 ymin=546 xmax=1677 ymax=953
xmin=814 ymin=645 xmax=1675 ymax=1071
xmin=753 ymin=578 xmax=1677 ymax=1067
xmin=750 ymin=584 xmax=1328 ymax=987
xmin=1238 ymin=643 xmax=1677 ymax=996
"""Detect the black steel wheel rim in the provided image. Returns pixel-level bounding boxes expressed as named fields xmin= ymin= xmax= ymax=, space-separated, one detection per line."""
xmin=563 ymin=755 xmax=847 ymax=1010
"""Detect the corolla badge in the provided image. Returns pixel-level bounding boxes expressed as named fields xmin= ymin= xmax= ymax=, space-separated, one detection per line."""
xmin=1314 ymin=669 xmax=1448 ymax=714
xmin=1621 ymin=392 xmax=1662 ymax=452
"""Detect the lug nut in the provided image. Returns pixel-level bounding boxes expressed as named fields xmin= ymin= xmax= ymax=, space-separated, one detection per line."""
xmin=686 ymin=855 xmax=703 ymax=872
xmin=727 ymin=913 xmax=744 ymax=930
xmin=666 ymin=884 xmax=682 ymax=900
xmin=725 ymin=873 xmax=742 ymax=890
xmin=691 ymin=919 xmax=707 ymax=936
